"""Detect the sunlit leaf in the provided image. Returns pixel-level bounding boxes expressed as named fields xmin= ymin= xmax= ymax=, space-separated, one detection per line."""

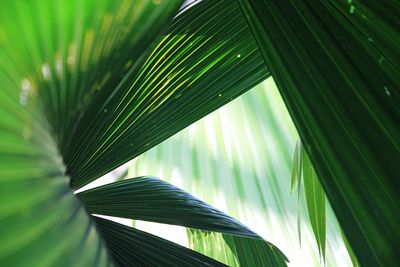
xmin=290 ymin=140 xmax=302 ymax=194
xmin=130 ymin=79 xmax=352 ymax=266
xmin=302 ymin=148 xmax=326 ymax=260
xmin=188 ymin=229 xmax=239 ymax=266
xmin=65 ymin=0 xmax=268 ymax=189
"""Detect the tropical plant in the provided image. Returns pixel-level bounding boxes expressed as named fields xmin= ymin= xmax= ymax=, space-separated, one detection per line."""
xmin=129 ymin=79 xmax=354 ymax=266
xmin=0 ymin=0 xmax=398 ymax=266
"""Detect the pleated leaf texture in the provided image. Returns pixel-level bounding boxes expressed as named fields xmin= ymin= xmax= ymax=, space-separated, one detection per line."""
xmin=237 ymin=0 xmax=400 ymax=266
xmin=0 ymin=0 xmax=289 ymax=266
xmin=78 ymin=176 xmax=288 ymax=267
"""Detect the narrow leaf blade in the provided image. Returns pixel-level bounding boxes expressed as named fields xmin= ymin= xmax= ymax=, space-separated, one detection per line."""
xmin=79 ymin=176 xmax=261 ymax=239
xmin=302 ymin=149 xmax=326 ymax=260
xmin=66 ymin=0 xmax=268 ymax=189
xmin=94 ymin=217 xmax=227 ymax=267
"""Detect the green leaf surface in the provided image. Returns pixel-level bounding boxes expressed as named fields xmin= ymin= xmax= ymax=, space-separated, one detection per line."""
xmin=290 ymin=140 xmax=302 ymax=194
xmin=79 ymin=176 xmax=263 ymax=239
xmin=94 ymin=217 xmax=227 ymax=267
xmin=224 ymin=234 xmax=288 ymax=267
xmin=290 ymin=139 xmax=303 ymax=247
xmin=0 ymin=93 xmax=111 ymax=266
xmin=0 ymin=0 xmax=186 ymax=266
xmin=187 ymin=228 xmax=289 ymax=267
xmin=341 ymin=229 xmax=360 ymax=267
xmin=63 ymin=0 xmax=268 ymax=189
xmin=79 ymin=176 xmax=289 ymax=266
xmin=130 ymin=79 xmax=352 ymax=266
xmin=302 ymin=149 xmax=326 ymax=260
xmin=290 ymin=140 xmax=327 ymax=261
xmin=0 ymin=0 xmax=181 ymax=150
xmin=237 ymin=0 xmax=400 ymax=265
xmin=188 ymin=229 xmax=239 ymax=266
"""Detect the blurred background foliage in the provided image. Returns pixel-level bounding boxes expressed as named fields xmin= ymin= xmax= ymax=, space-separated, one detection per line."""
xmin=126 ymin=78 xmax=353 ymax=266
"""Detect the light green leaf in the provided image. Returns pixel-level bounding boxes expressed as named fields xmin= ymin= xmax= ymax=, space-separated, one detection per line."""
xmin=187 ymin=229 xmax=289 ymax=267
xmin=290 ymin=139 xmax=302 ymax=194
xmin=188 ymin=229 xmax=239 ymax=266
xmin=302 ymin=149 xmax=326 ymax=260
xmin=290 ymin=139 xmax=303 ymax=247
xmin=0 ymin=0 xmax=186 ymax=265
xmin=0 ymin=104 xmax=111 ymax=266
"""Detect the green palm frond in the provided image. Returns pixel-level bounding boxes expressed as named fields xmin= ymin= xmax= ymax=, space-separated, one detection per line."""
xmin=0 ymin=0 xmax=286 ymax=265
xmin=130 ymin=79 xmax=352 ymax=266
xmin=79 ymin=176 xmax=288 ymax=266
xmin=79 ymin=176 xmax=265 ymax=240
xmin=1 ymin=0 xmax=397 ymax=265
xmin=94 ymin=217 xmax=227 ymax=267
xmin=237 ymin=1 xmax=400 ymax=265
xmin=292 ymin=141 xmax=326 ymax=260
xmin=64 ymin=0 xmax=268 ymax=189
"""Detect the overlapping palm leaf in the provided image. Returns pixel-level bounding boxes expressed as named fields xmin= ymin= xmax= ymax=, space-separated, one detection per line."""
xmin=0 ymin=0 xmax=288 ymax=265
xmin=130 ymin=79 xmax=353 ymax=266
xmin=64 ymin=0 xmax=269 ymax=189
xmin=237 ymin=1 xmax=400 ymax=265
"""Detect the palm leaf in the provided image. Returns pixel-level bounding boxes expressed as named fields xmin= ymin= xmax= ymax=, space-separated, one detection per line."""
xmin=290 ymin=139 xmax=303 ymax=247
xmin=2 ymin=0 xmax=263 ymax=265
xmin=94 ymin=217 xmax=227 ymax=267
xmin=0 ymin=95 xmax=111 ymax=265
xmin=224 ymin=234 xmax=288 ymax=267
xmin=188 ymin=229 xmax=239 ymax=266
xmin=78 ymin=176 xmax=289 ymax=266
xmin=341 ymin=229 xmax=360 ymax=267
xmin=130 ymin=79 xmax=352 ymax=266
xmin=302 ymin=147 xmax=326 ymax=260
xmin=63 ymin=0 xmax=268 ymax=189
xmin=237 ymin=1 xmax=400 ymax=265
xmin=186 ymin=229 xmax=287 ymax=267
xmin=1 ymin=0 xmax=287 ymax=265
xmin=79 ymin=176 xmax=259 ymax=239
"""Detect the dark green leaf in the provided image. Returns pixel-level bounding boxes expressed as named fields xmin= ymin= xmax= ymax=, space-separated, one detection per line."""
xmin=94 ymin=216 xmax=227 ymax=267
xmin=64 ymin=0 xmax=268 ymax=189
xmin=341 ymin=229 xmax=360 ymax=267
xmin=290 ymin=139 xmax=303 ymax=247
xmin=79 ymin=176 xmax=260 ymax=239
xmin=79 ymin=176 xmax=289 ymax=266
xmin=237 ymin=0 xmax=400 ymax=265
